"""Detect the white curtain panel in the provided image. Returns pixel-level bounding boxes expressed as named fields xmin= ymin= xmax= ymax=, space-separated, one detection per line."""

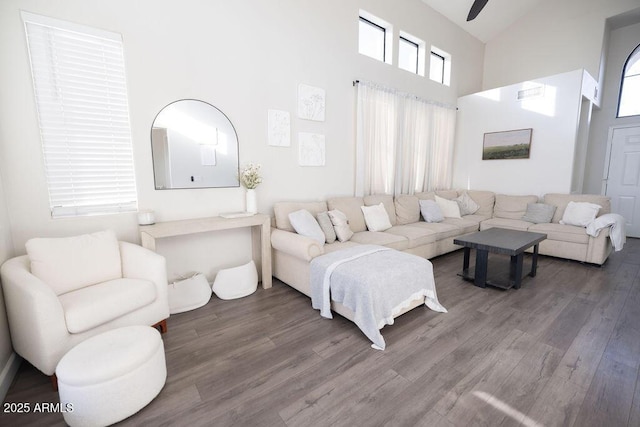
xmin=355 ymin=81 xmax=456 ymax=196
xmin=420 ymin=103 xmax=456 ymax=192
xmin=355 ymin=83 xmax=398 ymax=196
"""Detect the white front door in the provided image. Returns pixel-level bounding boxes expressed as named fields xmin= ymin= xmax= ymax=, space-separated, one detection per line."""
xmin=604 ymin=125 xmax=640 ymax=237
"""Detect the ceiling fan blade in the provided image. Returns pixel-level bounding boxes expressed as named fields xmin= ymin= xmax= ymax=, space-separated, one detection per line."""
xmin=467 ymin=0 xmax=489 ymax=21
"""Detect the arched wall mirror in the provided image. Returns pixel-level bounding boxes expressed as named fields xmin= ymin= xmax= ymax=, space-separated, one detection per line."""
xmin=150 ymin=99 xmax=240 ymax=189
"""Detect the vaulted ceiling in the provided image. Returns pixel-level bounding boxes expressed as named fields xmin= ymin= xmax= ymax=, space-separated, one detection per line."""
xmin=421 ymin=0 xmax=546 ymax=43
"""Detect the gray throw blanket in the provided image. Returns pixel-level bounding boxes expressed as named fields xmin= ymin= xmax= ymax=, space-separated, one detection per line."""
xmin=310 ymin=245 xmax=447 ymax=350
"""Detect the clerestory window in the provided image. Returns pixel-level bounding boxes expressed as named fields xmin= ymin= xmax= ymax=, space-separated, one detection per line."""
xmin=358 ymin=10 xmax=393 ymax=65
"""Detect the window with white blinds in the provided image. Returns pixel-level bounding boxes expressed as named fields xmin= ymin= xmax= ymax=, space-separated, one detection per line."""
xmin=22 ymin=12 xmax=138 ymax=218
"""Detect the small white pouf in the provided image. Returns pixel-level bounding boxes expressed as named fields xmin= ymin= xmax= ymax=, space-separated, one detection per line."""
xmin=212 ymin=260 xmax=258 ymax=300
xmin=56 ymin=326 xmax=166 ymax=427
xmin=168 ymin=273 xmax=212 ymax=314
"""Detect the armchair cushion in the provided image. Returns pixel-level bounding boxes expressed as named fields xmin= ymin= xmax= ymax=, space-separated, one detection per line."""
xmin=26 ymin=230 xmax=122 ymax=295
xmin=58 ymin=278 xmax=157 ymax=334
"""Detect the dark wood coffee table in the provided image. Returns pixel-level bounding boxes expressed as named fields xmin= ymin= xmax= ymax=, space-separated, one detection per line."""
xmin=453 ymin=228 xmax=547 ymax=290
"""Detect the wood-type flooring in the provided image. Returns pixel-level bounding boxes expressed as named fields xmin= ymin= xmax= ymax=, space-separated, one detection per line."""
xmin=2 ymin=238 xmax=640 ymax=426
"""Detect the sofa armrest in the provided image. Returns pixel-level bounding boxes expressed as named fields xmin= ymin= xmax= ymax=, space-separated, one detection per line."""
xmin=271 ymin=228 xmax=323 ymax=262
xmin=119 ymin=241 xmax=168 ymax=305
xmin=586 ymin=227 xmax=612 ymax=265
xmin=0 ymin=255 xmax=68 ymax=374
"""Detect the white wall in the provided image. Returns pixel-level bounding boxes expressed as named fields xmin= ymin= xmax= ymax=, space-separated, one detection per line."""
xmin=0 ymin=0 xmax=484 ymax=282
xmin=584 ymin=21 xmax=640 ymax=194
xmin=572 ymin=98 xmax=593 ymax=194
xmin=482 ymin=0 xmax=640 ymax=92
xmin=0 ymin=170 xmax=18 ymax=401
xmin=453 ymin=70 xmax=587 ymax=196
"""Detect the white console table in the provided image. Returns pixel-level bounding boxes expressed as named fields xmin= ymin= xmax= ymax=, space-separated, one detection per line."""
xmin=139 ymin=214 xmax=272 ymax=289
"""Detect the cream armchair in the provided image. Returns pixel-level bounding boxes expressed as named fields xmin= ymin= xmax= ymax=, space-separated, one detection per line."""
xmin=0 ymin=230 xmax=170 ymax=377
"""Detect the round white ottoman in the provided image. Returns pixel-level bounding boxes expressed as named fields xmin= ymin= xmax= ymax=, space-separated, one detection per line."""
xmin=56 ymin=326 xmax=166 ymax=427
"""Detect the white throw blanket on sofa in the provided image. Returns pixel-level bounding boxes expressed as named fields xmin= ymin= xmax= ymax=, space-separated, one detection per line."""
xmin=586 ymin=213 xmax=626 ymax=251
xmin=310 ymin=245 xmax=447 ymax=350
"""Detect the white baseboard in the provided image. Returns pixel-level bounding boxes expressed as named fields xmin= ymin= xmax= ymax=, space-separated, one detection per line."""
xmin=0 ymin=352 xmax=21 ymax=402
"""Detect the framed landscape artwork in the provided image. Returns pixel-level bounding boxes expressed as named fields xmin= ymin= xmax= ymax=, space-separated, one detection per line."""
xmin=482 ymin=128 xmax=533 ymax=160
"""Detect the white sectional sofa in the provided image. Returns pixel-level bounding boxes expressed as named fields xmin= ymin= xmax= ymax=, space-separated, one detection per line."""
xmin=271 ymin=191 xmax=614 ymax=302
xmin=480 ymin=193 xmax=612 ymax=264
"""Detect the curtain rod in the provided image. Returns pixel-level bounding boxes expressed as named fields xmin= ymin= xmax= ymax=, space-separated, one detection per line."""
xmin=353 ymin=79 xmax=458 ymax=111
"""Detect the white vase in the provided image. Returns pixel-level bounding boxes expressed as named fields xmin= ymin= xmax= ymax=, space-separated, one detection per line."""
xmin=246 ymin=189 xmax=257 ymax=214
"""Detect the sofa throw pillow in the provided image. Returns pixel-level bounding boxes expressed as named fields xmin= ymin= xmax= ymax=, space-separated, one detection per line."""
xmin=419 ymin=200 xmax=444 ymax=223
xmin=559 ymin=201 xmax=602 ymax=227
xmin=288 ymin=209 xmax=325 ymax=245
xmin=434 ymin=195 xmax=462 ymax=218
xmin=522 ymin=203 xmax=557 ymax=224
xmin=316 ymin=211 xmax=337 ymax=243
xmin=455 ymin=192 xmax=480 ymax=216
xmin=361 ymin=203 xmax=393 ymax=232
xmin=394 ymin=194 xmax=420 ymax=225
xmin=328 ymin=209 xmax=354 ymax=242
